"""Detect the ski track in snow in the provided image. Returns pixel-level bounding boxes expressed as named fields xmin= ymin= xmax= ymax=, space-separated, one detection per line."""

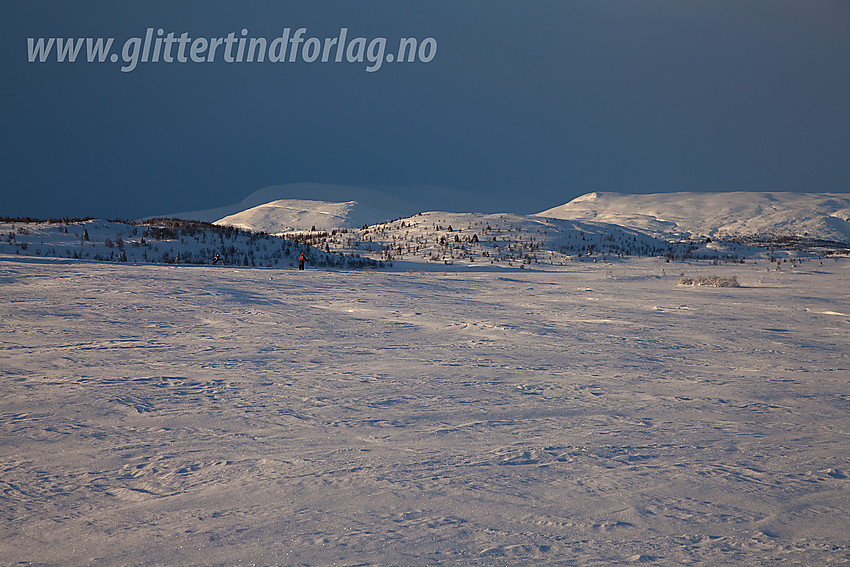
xmin=1 ymin=256 xmax=849 ymax=565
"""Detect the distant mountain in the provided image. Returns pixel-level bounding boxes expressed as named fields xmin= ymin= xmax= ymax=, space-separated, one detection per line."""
xmin=538 ymin=192 xmax=850 ymax=244
xmin=214 ymin=199 xmax=401 ymax=233
xmin=155 ymin=182 xmax=485 ymax=228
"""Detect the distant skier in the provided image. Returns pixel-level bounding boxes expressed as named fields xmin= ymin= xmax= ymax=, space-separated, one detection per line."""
xmin=298 ymin=252 xmax=306 ymax=270
xmin=213 ymin=254 xmax=221 ymax=265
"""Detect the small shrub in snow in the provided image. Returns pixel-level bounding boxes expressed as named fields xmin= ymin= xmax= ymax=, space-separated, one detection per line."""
xmin=678 ymin=275 xmax=740 ymax=287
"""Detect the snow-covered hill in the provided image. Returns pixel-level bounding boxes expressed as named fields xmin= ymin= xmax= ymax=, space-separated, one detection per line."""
xmin=538 ymin=191 xmax=850 ymax=245
xmin=157 ymin=182 xmax=478 ymax=227
xmin=286 ymin=211 xmax=761 ymax=268
xmin=0 ymin=218 xmax=384 ymax=269
xmin=156 ymin=182 xmax=411 ymax=223
xmin=214 ymin=199 xmax=401 ymax=233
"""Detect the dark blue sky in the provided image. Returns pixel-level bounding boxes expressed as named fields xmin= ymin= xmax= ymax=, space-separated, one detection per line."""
xmin=2 ymin=1 xmax=849 ymax=218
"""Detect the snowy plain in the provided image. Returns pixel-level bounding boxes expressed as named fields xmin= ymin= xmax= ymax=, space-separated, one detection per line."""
xmin=2 ymin=253 xmax=848 ymax=566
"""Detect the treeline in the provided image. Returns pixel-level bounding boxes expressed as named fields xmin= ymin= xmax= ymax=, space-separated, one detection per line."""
xmin=1 ymin=216 xmax=95 ymax=224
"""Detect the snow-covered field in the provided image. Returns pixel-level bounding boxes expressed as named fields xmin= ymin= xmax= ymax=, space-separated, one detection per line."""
xmin=2 ymin=255 xmax=848 ymax=565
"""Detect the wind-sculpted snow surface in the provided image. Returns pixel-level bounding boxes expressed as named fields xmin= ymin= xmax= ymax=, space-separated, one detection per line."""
xmin=1 ymin=255 xmax=848 ymax=565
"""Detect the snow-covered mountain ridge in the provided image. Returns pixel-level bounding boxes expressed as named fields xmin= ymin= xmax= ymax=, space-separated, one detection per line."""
xmin=204 ymin=190 xmax=850 ymax=250
xmin=5 ymin=191 xmax=849 ymax=269
xmin=538 ymin=191 xmax=850 ymax=245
